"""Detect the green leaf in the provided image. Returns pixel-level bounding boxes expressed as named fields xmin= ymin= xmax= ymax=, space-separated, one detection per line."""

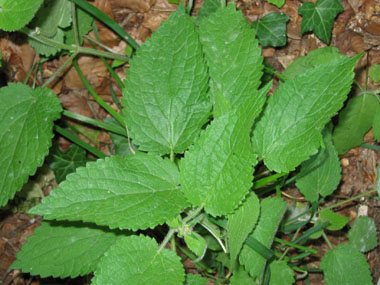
xmin=283 ymin=47 xmax=346 ymax=80
xmin=252 ymin=13 xmax=289 ymax=47
xmin=296 ymin=128 xmax=341 ymax=202
xmin=30 ymin=28 xmax=64 ymax=56
xmin=298 ymin=0 xmax=344 ymax=44
xmin=319 ymin=209 xmax=350 ymax=231
xmin=30 ymin=153 xmax=188 ymax=231
xmin=11 ymin=221 xmax=123 ymax=278
xmin=373 ymin=105 xmax=380 ymax=142
xmin=92 ymin=235 xmax=185 ymax=284
xmin=228 ymin=192 xmax=260 ymax=266
xmin=199 ymin=3 xmax=265 ymax=118
xmin=195 ymin=0 xmax=221 ymax=25
xmin=252 ymin=54 xmax=360 ymax=173
xmin=230 ymin=266 xmax=256 ymax=285
xmin=48 ymin=145 xmax=89 ymax=184
xmin=0 ymin=83 xmax=62 ymax=206
xmin=64 ymin=6 xmax=94 ymax=46
xmin=184 ymin=232 xmax=207 ymax=258
xmin=122 ymin=4 xmax=210 ymax=155
xmin=268 ymin=0 xmax=285 ymax=8
xmin=333 ymin=93 xmax=379 ymax=154
xmin=369 ymin=63 xmax=380 ymax=82
xmin=320 ymin=244 xmax=372 ymax=285
xmin=0 ymin=0 xmax=44 ymax=31
xmin=269 ymin=261 xmax=294 ymax=285
xmin=240 ymin=197 xmax=287 ymax=281
xmin=348 ymin=216 xmax=378 ymax=253
xmin=185 ymin=274 xmax=208 ymax=285
xmin=180 ymin=86 xmax=269 ymax=217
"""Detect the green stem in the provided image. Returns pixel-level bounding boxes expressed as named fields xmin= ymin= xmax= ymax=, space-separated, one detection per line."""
xmin=171 ymin=235 xmax=176 ymax=252
xmin=62 ymin=110 xmax=128 ymax=136
xmin=170 ymin=149 xmax=174 ymax=162
xmin=360 ymin=143 xmax=380 ymax=152
xmin=21 ymin=27 xmax=129 ymax=62
xmin=158 ymin=228 xmax=176 ymax=253
xmin=55 ymin=125 xmax=107 ymax=158
xmin=183 ymin=206 xmax=204 ymax=224
xmin=176 ymin=245 xmax=214 ymax=273
xmin=274 ymin=237 xmax=317 ymax=255
xmin=72 ymin=60 xmax=127 ymax=128
xmin=321 ymin=189 xmax=377 ymax=212
xmin=42 ymin=52 xmax=78 ymax=88
xmin=322 ymin=232 xmax=333 ymax=249
xmin=71 ymin=2 xmax=80 ymax=46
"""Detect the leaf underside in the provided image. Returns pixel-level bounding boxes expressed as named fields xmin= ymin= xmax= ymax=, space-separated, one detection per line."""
xmin=11 ymin=221 xmax=123 ymax=278
xmin=0 ymin=83 xmax=62 ymax=206
xmin=30 ymin=153 xmax=188 ymax=231
xmin=122 ymin=4 xmax=210 ymax=155
xmin=348 ymin=216 xmax=378 ymax=253
xmin=92 ymin=235 xmax=185 ymax=285
xmin=252 ymin=55 xmax=360 ymax=173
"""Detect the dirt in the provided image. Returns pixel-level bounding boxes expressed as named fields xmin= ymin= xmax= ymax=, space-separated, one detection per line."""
xmin=1 ymin=0 xmax=379 ymax=284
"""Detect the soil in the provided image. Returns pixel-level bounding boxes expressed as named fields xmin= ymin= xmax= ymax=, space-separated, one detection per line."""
xmin=1 ymin=0 xmax=380 ymax=284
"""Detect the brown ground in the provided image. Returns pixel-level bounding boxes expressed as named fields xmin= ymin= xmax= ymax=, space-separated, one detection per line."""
xmin=1 ymin=0 xmax=380 ymax=284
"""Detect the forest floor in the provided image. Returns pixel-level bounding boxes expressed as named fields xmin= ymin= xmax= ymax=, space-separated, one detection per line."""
xmin=0 ymin=0 xmax=380 ymax=284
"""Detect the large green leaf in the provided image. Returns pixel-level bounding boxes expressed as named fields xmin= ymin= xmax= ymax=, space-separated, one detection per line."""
xmin=0 ymin=0 xmax=44 ymax=31
xmin=228 ymin=192 xmax=260 ymax=266
xmin=48 ymin=145 xmax=90 ymax=184
xmin=122 ymin=4 xmax=210 ymax=155
xmin=240 ymin=197 xmax=287 ymax=282
xmin=252 ymin=55 xmax=360 ymax=173
xmin=348 ymin=216 xmax=378 ymax=253
xmin=92 ymin=235 xmax=185 ymax=284
xmin=199 ymin=3 xmax=264 ymax=118
xmin=180 ymin=86 xmax=269 ymax=217
xmin=369 ymin=63 xmax=380 ymax=82
xmin=30 ymin=153 xmax=188 ymax=230
xmin=269 ymin=261 xmax=294 ymax=285
xmin=252 ymin=13 xmax=289 ymax=47
xmin=230 ymin=266 xmax=256 ymax=285
xmin=298 ymin=0 xmax=344 ymax=44
xmin=0 ymin=83 xmax=62 ymax=206
xmin=195 ymin=0 xmax=221 ymax=25
xmin=185 ymin=274 xmax=208 ymax=285
xmin=11 ymin=221 xmax=123 ymax=278
xmin=296 ymin=128 xmax=341 ymax=202
xmin=333 ymin=94 xmax=379 ymax=154
xmin=320 ymin=244 xmax=372 ymax=285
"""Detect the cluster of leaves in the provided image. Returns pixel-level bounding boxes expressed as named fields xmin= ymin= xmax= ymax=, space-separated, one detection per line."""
xmin=0 ymin=0 xmax=380 ymax=284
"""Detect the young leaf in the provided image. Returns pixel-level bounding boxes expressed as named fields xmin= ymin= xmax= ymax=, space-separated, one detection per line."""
xmin=184 ymin=232 xmax=207 ymax=258
xmin=11 ymin=221 xmax=124 ymax=278
xmin=122 ymin=4 xmax=210 ymax=155
xmin=180 ymin=86 xmax=270 ymax=217
xmin=228 ymin=192 xmax=260 ymax=266
xmin=296 ymin=128 xmax=341 ymax=202
xmin=240 ymin=197 xmax=287 ymax=281
xmin=252 ymin=54 xmax=360 ymax=173
xmin=0 ymin=0 xmax=44 ymax=31
xmin=269 ymin=261 xmax=295 ymax=285
xmin=64 ymin=7 xmax=94 ymax=46
xmin=185 ymin=274 xmax=208 ymax=285
xmin=269 ymin=0 xmax=285 ymax=8
xmin=319 ymin=209 xmax=350 ymax=231
xmin=48 ymin=145 xmax=89 ymax=184
xmin=92 ymin=235 xmax=185 ymax=284
xmin=0 ymin=83 xmax=62 ymax=206
xmin=199 ymin=3 xmax=264 ymax=118
xmin=230 ymin=266 xmax=256 ymax=285
xmin=298 ymin=0 xmax=344 ymax=44
xmin=195 ymin=0 xmax=221 ymax=25
xmin=283 ymin=47 xmax=346 ymax=80
xmin=348 ymin=216 xmax=378 ymax=253
xmin=252 ymin=13 xmax=289 ymax=47
xmin=320 ymin=244 xmax=372 ymax=285
xmin=333 ymin=94 xmax=379 ymax=154
xmin=369 ymin=63 xmax=380 ymax=82
xmin=373 ymin=105 xmax=380 ymax=142
xmin=30 ymin=153 xmax=188 ymax=231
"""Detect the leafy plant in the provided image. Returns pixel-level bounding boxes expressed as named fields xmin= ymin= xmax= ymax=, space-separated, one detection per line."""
xmin=0 ymin=0 xmax=379 ymax=284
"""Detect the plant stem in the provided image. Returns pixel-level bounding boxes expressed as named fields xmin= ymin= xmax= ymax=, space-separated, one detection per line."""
xmin=183 ymin=206 xmax=204 ymax=224
xmin=275 ymin=237 xmax=317 ymax=255
xmin=42 ymin=52 xmax=78 ymax=88
xmin=21 ymin=27 xmax=129 ymax=62
xmin=321 ymin=189 xmax=377 ymax=212
xmin=360 ymin=143 xmax=380 ymax=152
xmin=71 ymin=2 xmax=80 ymax=46
xmin=72 ymin=60 xmax=127 ymax=128
xmin=170 ymin=149 xmax=174 ymax=162
xmin=158 ymin=228 xmax=176 ymax=253
xmin=55 ymin=126 xmax=107 ymax=158
xmin=322 ymin=232 xmax=333 ymax=249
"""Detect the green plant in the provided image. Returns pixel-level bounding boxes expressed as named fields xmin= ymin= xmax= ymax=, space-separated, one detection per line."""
xmin=0 ymin=0 xmax=379 ymax=284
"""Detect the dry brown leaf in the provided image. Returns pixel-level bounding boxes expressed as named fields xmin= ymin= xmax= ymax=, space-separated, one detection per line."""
xmin=112 ymin=0 xmax=155 ymax=12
